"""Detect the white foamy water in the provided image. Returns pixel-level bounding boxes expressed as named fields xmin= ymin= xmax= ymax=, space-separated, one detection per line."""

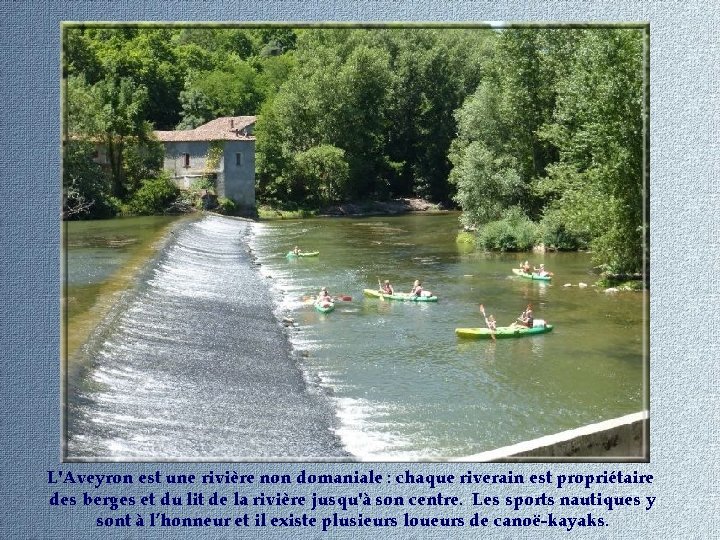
xmin=67 ymin=215 xmax=346 ymax=460
xmin=249 ymin=221 xmax=424 ymax=460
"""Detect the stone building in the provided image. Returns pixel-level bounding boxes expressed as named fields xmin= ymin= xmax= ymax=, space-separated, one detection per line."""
xmin=153 ymin=116 xmax=256 ymax=210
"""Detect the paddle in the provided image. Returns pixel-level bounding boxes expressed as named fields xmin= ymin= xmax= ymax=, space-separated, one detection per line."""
xmin=480 ymin=304 xmax=496 ymax=341
xmin=377 ymin=278 xmax=386 ymax=301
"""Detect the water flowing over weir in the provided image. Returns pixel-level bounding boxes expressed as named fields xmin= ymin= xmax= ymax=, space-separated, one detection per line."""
xmin=66 ymin=215 xmax=347 ymax=459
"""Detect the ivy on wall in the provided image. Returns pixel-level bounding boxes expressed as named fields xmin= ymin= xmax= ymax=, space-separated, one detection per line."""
xmin=204 ymin=141 xmax=224 ymax=177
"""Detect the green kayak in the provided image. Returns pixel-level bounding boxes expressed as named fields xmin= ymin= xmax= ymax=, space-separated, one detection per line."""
xmin=512 ymin=268 xmax=552 ymax=281
xmin=455 ymin=324 xmax=553 ymax=339
xmin=287 ymin=251 xmax=320 ymax=258
xmin=314 ymin=301 xmax=335 ymax=314
xmin=363 ymin=288 xmax=438 ymax=302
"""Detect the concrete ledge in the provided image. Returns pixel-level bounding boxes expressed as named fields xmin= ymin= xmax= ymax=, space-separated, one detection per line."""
xmin=452 ymin=411 xmax=649 ymax=462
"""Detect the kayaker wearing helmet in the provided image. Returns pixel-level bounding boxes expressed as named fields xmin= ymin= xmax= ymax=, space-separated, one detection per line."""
xmin=410 ymin=280 xmax=423 ymax=297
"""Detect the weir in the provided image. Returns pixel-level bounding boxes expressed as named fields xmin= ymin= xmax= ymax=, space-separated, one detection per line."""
xmin=66 ymin=215 xmax=347 ymax=460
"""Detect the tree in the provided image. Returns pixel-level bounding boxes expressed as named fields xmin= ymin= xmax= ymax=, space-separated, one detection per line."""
xmin=63 ymin=28 xmax=102 ymax=82
xmin=66 ymin=74 xmax=153 ymax=199
xmin=253 ymin=53 xmax=297 ymax=104
xmin=256 ymin=30 xmax=392 ymax=204
xmin=62 ymin=140 xmax=115 ymax=219
xmin=449 ymin=142 xmax=523 ymax=227
xmin=333 ymin=44 xmax=392 ymax=197
xmin=290 ymin=145 xmax=350 ymax=205
xmin=87 ymin=28 xmax=184 ymax=129
xmin=125 ymin=172 xmax=179 ymax=215
xmin=449 ymin=29 xmax=571 ymax=224
xmin=252 ymin=28 xmax=297 ymax=56
xmin=122 ymin=136 xmax=165 ymax=195
xmin=177 ymin=56 xmax=263 ymax=128
xmin=538 ymin=29 xmax=644 ymax=273
xmin=175 ymin=85 xmax=214 ymax=129
xmin=94 ymin=77 xmax=152 ymax=198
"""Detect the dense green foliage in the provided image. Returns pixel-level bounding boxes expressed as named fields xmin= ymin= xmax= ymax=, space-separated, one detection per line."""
xmin=63 ymin=25 xmax=645 ymax=272
xmin=215 ymin=197 xmax=238 ymax=215
xmin=289 ymin=145 xmax=350 ymax=206
xmin=476 ymin=207 xmax=539 ymax=252
xmin=449 ymin=28 xmax=645 ymax=272
xmin=125 ymin=173 xmax=180 ymax=215
xmin=256 ymin=29 xmax=489 ymax=206
xmin=63 ymin=141 xmax=118 ymax=219
xmin=538 ymin=30 xmax=645 ymax=273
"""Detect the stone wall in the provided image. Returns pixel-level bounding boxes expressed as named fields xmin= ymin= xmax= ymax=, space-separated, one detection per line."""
xmin=161 ymin=139 xmax=256 ymax=208
xmin=453 ymin=411 xmax=649 ymax=462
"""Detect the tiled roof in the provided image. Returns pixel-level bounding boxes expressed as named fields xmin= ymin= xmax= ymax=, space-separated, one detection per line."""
xmin=154 ymin=116 xmax=256 ymax=142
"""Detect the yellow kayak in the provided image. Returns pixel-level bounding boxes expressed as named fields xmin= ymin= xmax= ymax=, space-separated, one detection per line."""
xmin=363 ymin=289 xmax=438 ymax=302
xmin=455 ymin=324 xmax=553 ymax=339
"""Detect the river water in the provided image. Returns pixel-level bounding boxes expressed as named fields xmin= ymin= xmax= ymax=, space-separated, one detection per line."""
xmin=65 ymin=213 xmax=646 ymax=460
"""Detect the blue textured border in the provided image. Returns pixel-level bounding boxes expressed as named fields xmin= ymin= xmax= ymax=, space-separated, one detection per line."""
xmin=1 ymin=1 xmax=717 ymax=538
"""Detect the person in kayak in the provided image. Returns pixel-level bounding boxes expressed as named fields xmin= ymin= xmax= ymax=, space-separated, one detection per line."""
xmin=534 ymin=263 xmax=550 ymax=277
xmin=410 ymin=280 xmax=423 ymax=297
xmin=521 ymin=260 xmax=532 ymax=274
xmin=380 ymin=279 xmax=394 ymax=295
xmin=486 ymin=313 xmax=497 ymax=331
xmin=293 ymin=246 xmax=301 ymax=255
xmin=479 ymin=304 xmax=497 ymax=341
xmin=317 ymin=287 xmax=332 ymax=303
xmin=512 ymin=305 xmax=534 ymax=328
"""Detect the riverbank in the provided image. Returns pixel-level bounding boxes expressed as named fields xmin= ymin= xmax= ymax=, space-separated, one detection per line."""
xmin=258 ymin=197 xmax=446 ymax=220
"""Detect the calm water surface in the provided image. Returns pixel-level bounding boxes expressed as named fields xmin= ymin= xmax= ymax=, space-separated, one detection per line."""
xmin=65 ymin=215 xmax=181 ymax=321
xmin=250 ymin=213 xmax=647 ymax=459
xmin=67 ymin=213 xmax=646 ymax=459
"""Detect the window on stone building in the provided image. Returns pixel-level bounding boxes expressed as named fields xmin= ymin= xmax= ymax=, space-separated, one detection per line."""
xmin=182 ymin=153 xmax=190 ymax=168
xmin=235 ymin=153 xmax=243 ymax=166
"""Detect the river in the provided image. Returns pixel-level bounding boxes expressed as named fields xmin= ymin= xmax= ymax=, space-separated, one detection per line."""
xmin=65 ymin=213 xmax=646 ymax=460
